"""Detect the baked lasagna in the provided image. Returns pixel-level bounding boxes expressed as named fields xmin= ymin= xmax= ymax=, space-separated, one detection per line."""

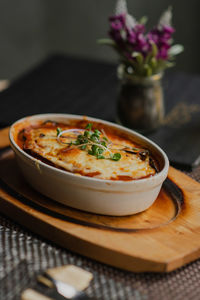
xmin=17 ymin=120 xmax=158 ymax=181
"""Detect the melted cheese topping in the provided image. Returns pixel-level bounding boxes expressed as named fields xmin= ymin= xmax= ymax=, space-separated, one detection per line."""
xmin=19 ymin=122 xmax=156 ymax=181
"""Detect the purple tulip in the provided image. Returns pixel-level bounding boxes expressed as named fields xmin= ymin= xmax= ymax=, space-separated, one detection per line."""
xmin=157 ymin=47 xmax=168 ymax=59
xmin=127 ymin=30 xmax=136 ymax=43
xmin=108 ymin=11 xmax=176 ymax=62
xmin=163 ymin=25 xmax=175 ymax=34
xmin=147 ymin=24 xmax=174 ymax=59
xmin=109 ymin=14 xmax=126 ymax=24
xmin=134 ymin=24 xmax=145 ymax=33
xmin=109 ymin=14 xmax=127 ymax=44
xmin=109 ymin=14 xmax=126 ymax=31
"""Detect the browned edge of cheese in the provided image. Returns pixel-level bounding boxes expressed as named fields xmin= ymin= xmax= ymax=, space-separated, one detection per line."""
xmin=14 ymin=119 xmax=160 ymax=181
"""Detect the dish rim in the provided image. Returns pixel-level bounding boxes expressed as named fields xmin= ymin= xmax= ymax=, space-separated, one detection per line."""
xmin=9 ymin=113 xmax=169 ymax=186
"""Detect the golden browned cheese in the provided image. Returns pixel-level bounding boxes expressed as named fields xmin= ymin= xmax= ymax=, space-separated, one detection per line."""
xmin=18 ymin=121 xmax=156 ymax=181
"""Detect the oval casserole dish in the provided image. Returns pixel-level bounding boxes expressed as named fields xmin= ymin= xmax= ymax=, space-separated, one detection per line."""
xmin=9 ymin=113 xmax=169 ymax=216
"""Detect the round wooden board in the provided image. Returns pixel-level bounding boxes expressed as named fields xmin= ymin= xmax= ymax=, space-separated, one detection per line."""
xmin=1 ymin=150 xmax=200 ymax=273
xmin=0 ymin=151 xmax=182 ymax=232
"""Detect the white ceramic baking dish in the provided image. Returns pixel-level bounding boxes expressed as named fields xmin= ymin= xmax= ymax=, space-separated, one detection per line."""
xmin=9 ymin=114 xmax=169 ymax=216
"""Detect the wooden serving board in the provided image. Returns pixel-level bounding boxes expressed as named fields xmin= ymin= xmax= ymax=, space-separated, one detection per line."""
xmin=0 ymin=126 xmax=9 ymax=149
xmin=1 ymin=131 xmax=200 ymax=272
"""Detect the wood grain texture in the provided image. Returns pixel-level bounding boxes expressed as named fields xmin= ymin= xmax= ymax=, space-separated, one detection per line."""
xmin=0 ymin=127 xmax=9 ymax=149
xmin=0 ymin=151 xmax=200 ymax=272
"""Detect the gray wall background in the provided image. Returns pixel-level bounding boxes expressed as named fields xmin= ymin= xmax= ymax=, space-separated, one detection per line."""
xmin=0 ymin=0 xmax=199 ymax=79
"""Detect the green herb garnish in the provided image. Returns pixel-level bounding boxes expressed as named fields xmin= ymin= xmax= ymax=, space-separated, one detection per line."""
xmin=70 ymin=123 xmax=121 ymax=161
xmin=56 ymin=127 xmax=62 ymax=136
xmin=85 ymin=123 xmax=93 ymax=130
xmin=110 ymin=153 xmax=121 ymax=161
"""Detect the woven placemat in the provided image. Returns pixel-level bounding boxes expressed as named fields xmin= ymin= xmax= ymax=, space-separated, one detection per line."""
xmin=1 ymin=166 xmax=200 ymax=300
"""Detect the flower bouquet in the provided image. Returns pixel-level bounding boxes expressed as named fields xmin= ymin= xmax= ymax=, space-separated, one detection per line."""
xmin=98 ymin=0 xmax=184 ymax=132
xmin=98 ymin=0 xmax=183 ymax=78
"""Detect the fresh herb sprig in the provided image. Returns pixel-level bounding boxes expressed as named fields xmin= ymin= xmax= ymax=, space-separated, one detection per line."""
xmin=72 ymin=123 xmax=121 ymax=161
xmin=57 ymin=123 xmax=121 ymax=161
xmin=56 ymin=127 xmax=62 ymax=136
